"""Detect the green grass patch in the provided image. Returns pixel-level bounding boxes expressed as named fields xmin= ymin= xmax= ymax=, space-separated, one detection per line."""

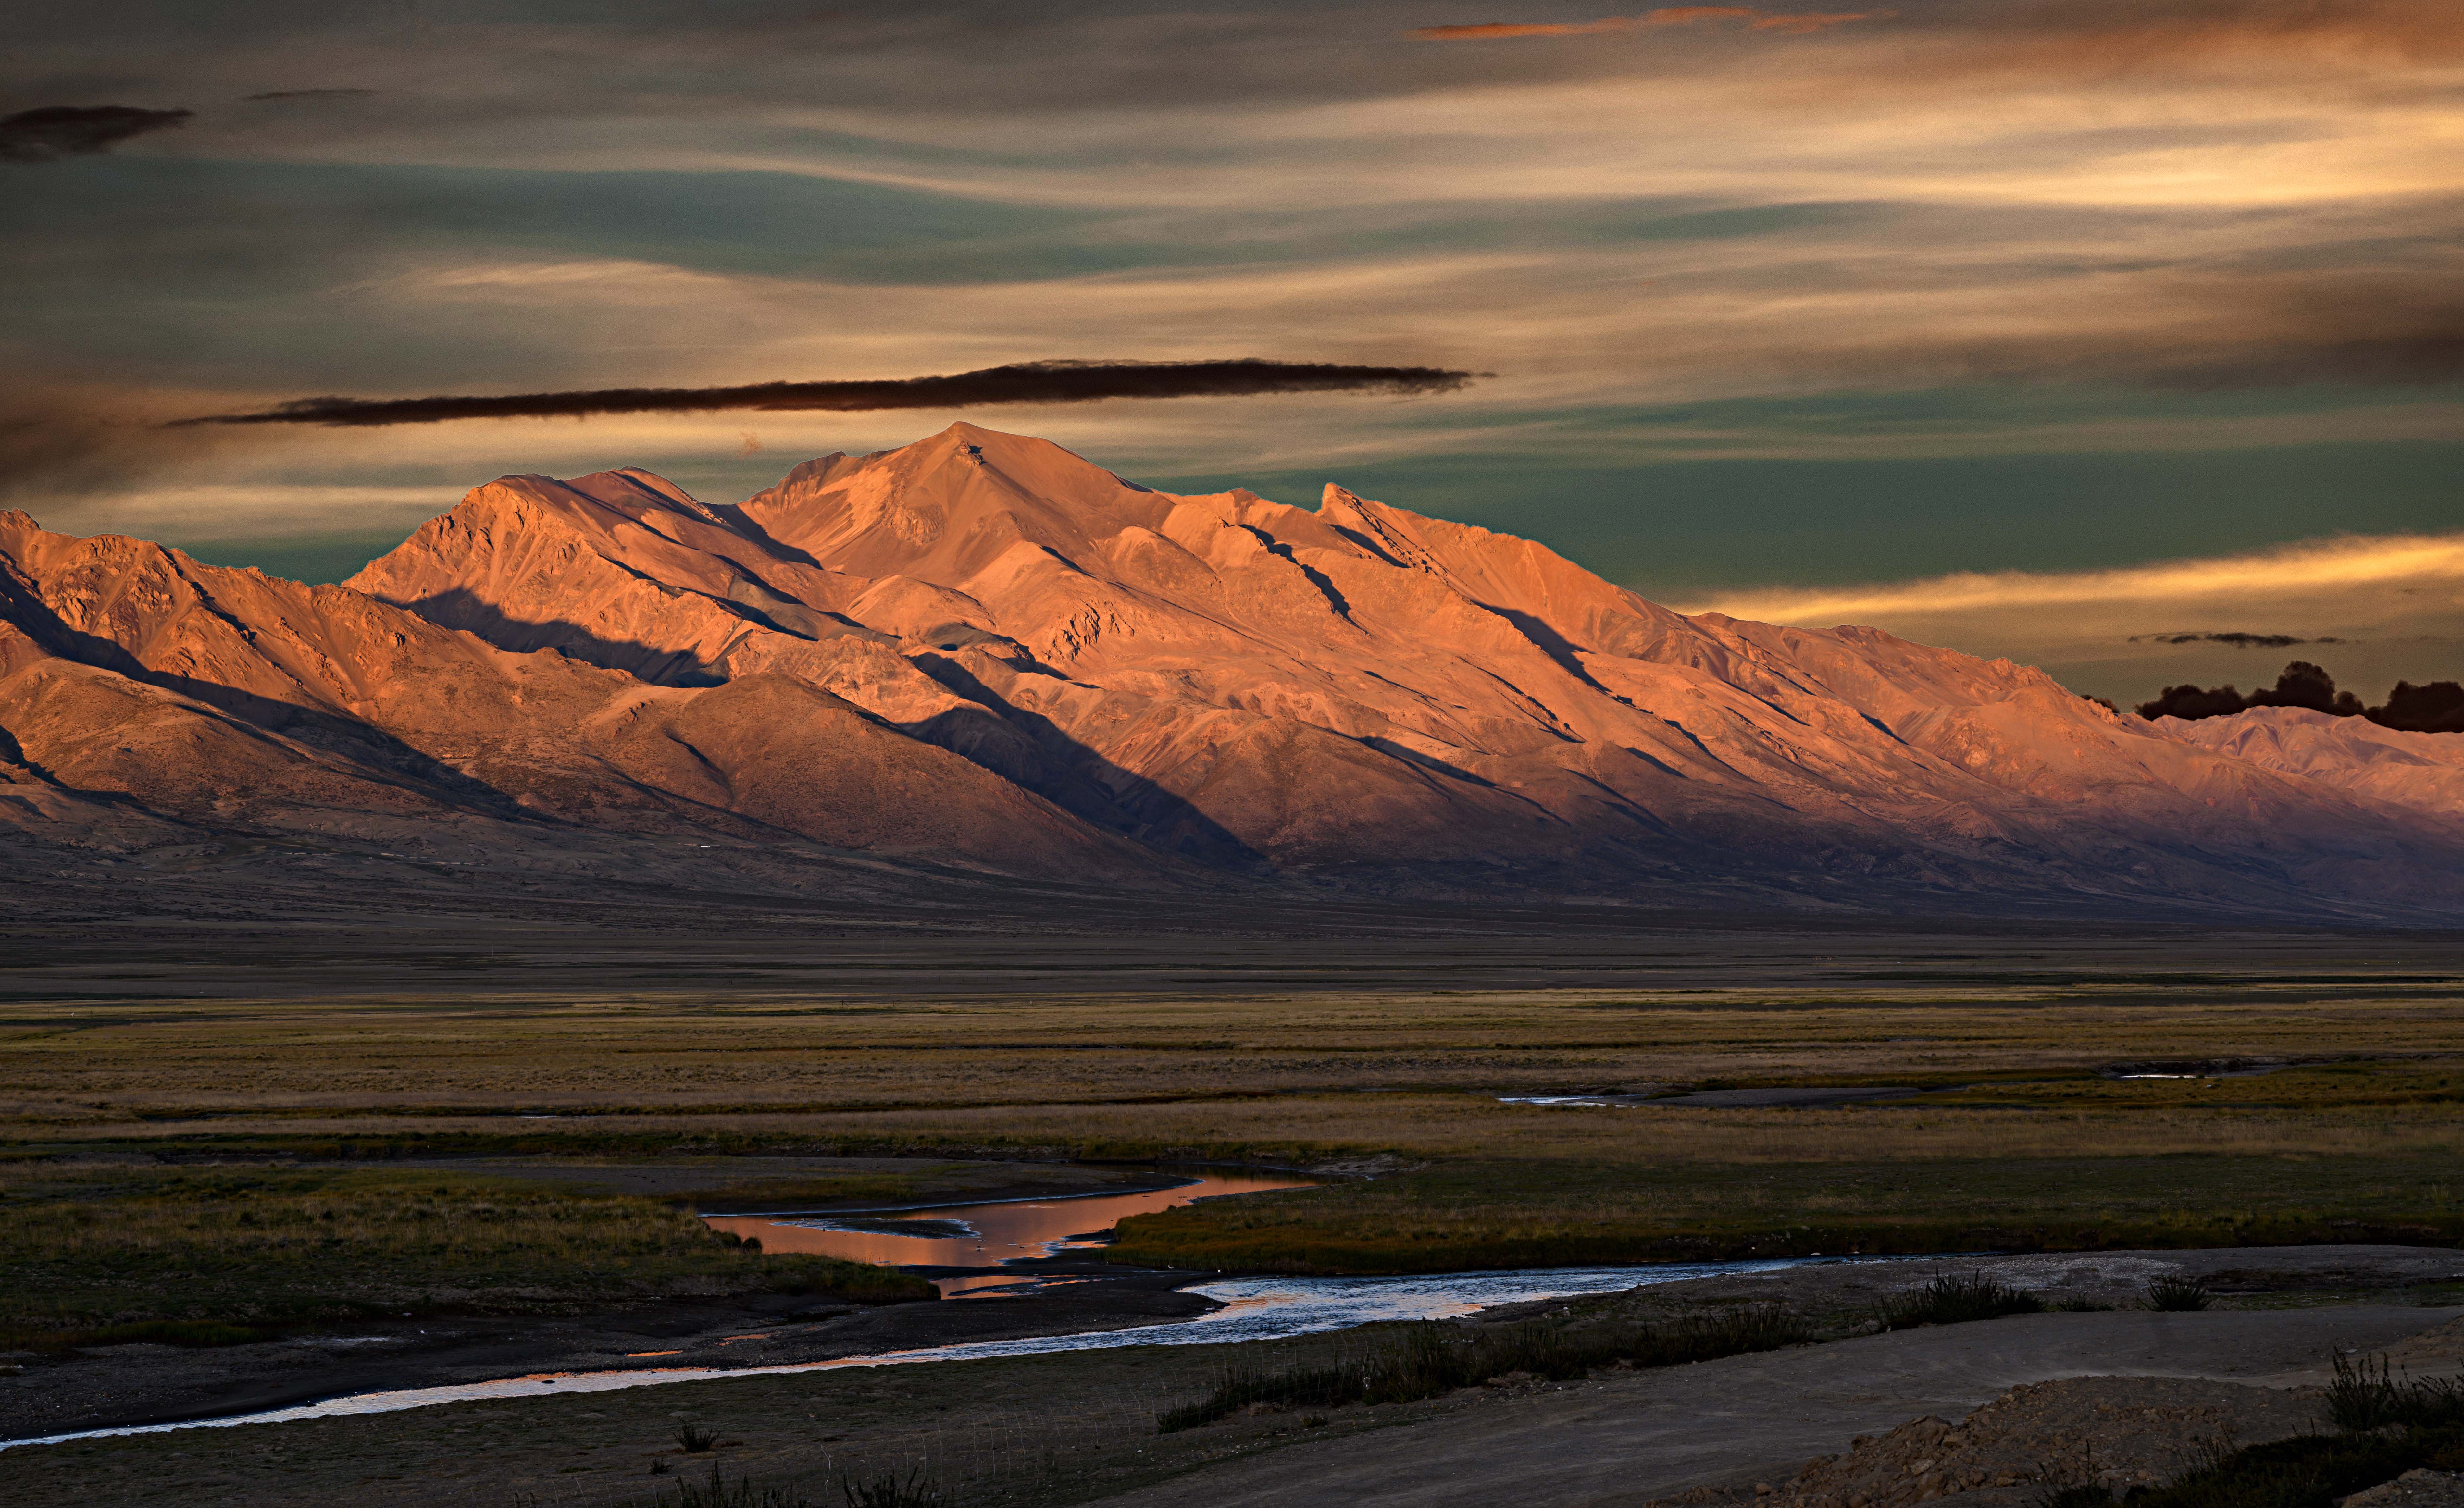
xmin=0 ymin=1317 xmax=278 ymax=1356
xmin=0 ymin=1161 xmax=931 ymax=1339
xmin=1108 ymin=1156 xmax=2464 ymax=1274
xmin=1155 ymin=1304 xmax=1811 ymax=1432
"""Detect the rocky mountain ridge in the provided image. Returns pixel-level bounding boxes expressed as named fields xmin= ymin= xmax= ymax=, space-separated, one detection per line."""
xmin=8 ymin=423 xmax=2464 ymax=919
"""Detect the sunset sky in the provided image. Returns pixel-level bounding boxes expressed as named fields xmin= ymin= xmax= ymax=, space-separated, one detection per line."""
xmin=6 ymin=0 xmax=2459 ymax=705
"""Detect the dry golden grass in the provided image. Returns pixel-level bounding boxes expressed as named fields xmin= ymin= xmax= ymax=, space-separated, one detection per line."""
xmin=6 ymin=991 xmax=2460 ymax=1123
xmin=0 ymin=1162 xmax=933 ymax=1338
xmin=7 ymin=987 xmax=2459 ymax=1276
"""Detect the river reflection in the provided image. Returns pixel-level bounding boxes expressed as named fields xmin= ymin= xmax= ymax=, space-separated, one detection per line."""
xmin=701 ymin=1171 xmax=1315 ymax=1295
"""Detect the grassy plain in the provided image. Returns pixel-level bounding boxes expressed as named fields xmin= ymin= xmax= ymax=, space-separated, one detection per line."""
xmin=0 ymin=1160 xmax=931 ymax=1346
xmin=5 ymin=928 xmax=2464 ymax=1508
xmin=6 ymin=981 xmax=2461 ymax=1279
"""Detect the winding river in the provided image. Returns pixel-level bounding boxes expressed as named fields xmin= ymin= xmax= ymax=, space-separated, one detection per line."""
xmin=4 ymin=1172 xmax=1916 ymax=1452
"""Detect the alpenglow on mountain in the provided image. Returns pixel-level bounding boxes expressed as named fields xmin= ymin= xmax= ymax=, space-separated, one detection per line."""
xmin=6 ymin=423 xmax=2464 ymax=917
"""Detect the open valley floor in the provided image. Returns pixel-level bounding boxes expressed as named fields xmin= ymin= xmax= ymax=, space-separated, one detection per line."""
xmin=6 ymin=896 xmax=2463 ymax=1505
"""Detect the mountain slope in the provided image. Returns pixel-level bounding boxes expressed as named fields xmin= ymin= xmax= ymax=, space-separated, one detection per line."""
xmin=6 ymin=428 xmax=2462 ymax=918
xmin=319 ymin=423 xmax=2464 ymax=917
xmin=0 ymin=508 xmax=1167 ymax=883
xmin=2159 ymin=707 xmax=2464 ymax=819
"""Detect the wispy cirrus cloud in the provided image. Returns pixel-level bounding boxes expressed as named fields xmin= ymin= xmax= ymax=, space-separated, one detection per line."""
xmin=1680 ymin=530 xmax=2464 ymax=704
xmin=1413 ymin=9 xmax=1890 ymax=40
xmin=6 ymin=0 xmax=2460 ymax=649
xmin=1687 ymin=531 xmax=2464 ymax=625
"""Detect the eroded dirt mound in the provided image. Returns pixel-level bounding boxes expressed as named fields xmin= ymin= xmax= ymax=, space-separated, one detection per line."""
xmin=1652 ymin=1374 xmax=2325 ymax=1507
xmin=2345 ymin=1469 xmax=2464 ymax=1505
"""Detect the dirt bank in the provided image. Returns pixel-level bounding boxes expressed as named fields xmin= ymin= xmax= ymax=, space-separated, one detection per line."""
xmin=1087 ymin=1302 xmax=2464 ymax=1507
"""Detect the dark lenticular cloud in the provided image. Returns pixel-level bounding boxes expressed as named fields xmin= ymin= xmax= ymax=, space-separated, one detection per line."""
xmin=242 ymin=89 xmax=377 ymax=102
xmin=0 ymin=385 xmax=250 ymax=499
xmin=2130 ymin=631 xmax=2350 ymax=648
xmin=1413 ymin=9 xmax=1892 ymax=40
xmin=0 ymin=105 xmax=193 ymax=164
xmin=170 ymin=359 xmax=1485 ymax=429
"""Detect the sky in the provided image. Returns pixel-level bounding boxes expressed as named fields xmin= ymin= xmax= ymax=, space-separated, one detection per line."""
xmin=4 ymin=0 xmax=2460 ymax=707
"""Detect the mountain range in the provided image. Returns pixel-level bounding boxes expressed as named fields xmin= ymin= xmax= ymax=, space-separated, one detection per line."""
xmin=8 ymin=423 xmax=2464 ymax=920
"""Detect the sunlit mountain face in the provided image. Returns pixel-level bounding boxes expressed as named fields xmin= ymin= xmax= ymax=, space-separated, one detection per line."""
xmin=11 ymin=425 xmax=2464 ymax=918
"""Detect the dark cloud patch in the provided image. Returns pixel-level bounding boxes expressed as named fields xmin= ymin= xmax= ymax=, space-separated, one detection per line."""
xmin=2131 ymin=631 xmax=2350 ymax=648
xmin=2151 ymin=288 xmax=2464 ymax=389
xmin=170 ymin=359 xmax=1485 ymax=430
xmin=1801 ymin=269 xmax=2464 ymax=393
xmin=0 ymin=105 xmax=193 ymax=164
xmin=243 ymin=89 xmax=376 ymax=102
xmin=1412 ymin=9 xmax=1891 ymax=40
xmin=0 ymin=386 xmax=255 ymax=500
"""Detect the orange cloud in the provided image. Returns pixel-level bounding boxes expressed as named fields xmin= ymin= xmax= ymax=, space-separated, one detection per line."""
xmin=1748 ymin=10 xmax=1885 ymax=33
xmin=1412 ymin=8 xmax=1889 ymax=40
xmin=1862 ymin=1 xmax=2464 ymax=86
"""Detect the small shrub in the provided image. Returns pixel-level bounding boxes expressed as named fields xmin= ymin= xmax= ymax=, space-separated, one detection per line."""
xmin=2089 ymin=1422 xmax=2464 ymax=1507
xmin=1875 ymin=1271 xmax=2044 ymax=1330
xmin=2146 ymin=1274 xmax=2214 ymax=1311
xmin=670 ymin=1459 xmax=813 ymax=1508
xmin=841 ymin=1467 xmax=942 ymax=1508
xmin=636 ymin=1463 xmax=817 ymax=1508
xmin=2328 ymin=1353 xmax=2464 ymax=1432
xmin=2050 ymin=1297 xmax=2110 ymax=1312
xmin=677 ymin=1422 xmax=720 ymax=1454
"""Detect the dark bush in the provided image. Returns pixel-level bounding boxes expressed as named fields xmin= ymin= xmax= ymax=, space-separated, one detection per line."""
xmin=2145 ymin=1274 xmax=2214 ymax=1311
xmin=633 ymin=1462 xmax=818 ymax=1508
xmin=2092 ymin=1423 xmax=2464 ymax=1507
xmin=2327 ymin=1353 xmax=2464 ymax=1432
xmin=2135 ymin=661 xmax=2464 ymax=733
xmin=2371 ymin=680 xmax=2464 ymax=734
xmin=1875 ymin=1271 xmax=2045 ymax=1330
xmin=840 ymin=1467 xmax=942 ymax=1508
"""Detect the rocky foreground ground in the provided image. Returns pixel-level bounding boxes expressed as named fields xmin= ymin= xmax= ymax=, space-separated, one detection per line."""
xmin=1089 ymin=1250 xmax=2464 ymax=1508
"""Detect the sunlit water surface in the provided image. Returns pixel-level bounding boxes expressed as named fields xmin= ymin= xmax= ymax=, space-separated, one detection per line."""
xmin=6 ymin=1255 xmax=1889 ymax=1451
xmin=703 ymin=1171 xmax=1317 ymax=1295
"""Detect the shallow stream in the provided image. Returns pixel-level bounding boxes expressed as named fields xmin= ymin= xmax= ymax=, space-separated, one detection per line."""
xmin=5 ymin=1169 xmax=1925 ymax=1453
xmin=7 ymin=1256 xmax=1856 ymax=1451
